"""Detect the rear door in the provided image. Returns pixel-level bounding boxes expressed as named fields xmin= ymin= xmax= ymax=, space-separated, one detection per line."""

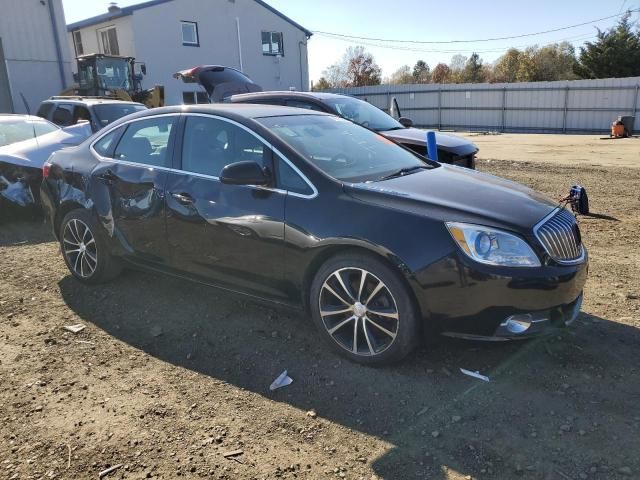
xmin=164 ymin=113 xmax=287 ymax=300
xmin=90 ymin=114 xmax=178 ymax=265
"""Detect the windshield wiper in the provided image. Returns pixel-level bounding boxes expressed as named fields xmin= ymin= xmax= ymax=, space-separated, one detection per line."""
xmin=381 ymin=126 xmax=405 ymax=132
xmin=377 ymin=165 xmax=429 ymax=181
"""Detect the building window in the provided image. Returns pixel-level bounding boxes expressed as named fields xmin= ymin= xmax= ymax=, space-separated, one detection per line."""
xmin=181 ymin=21 xmax=199 ymax=47
xmin=182 ymin=91 xmax=209 ymax=104
xmin=262 ymin=31 xmax=283 ymax=56
xmin=72 ymin=31 xmax=84 ymax=56
xmin=98 ymin=27 xmax=120 ymax=55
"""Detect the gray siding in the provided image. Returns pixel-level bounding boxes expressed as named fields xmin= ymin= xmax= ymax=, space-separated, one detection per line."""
xmin=128 ymin=0 xmax=309 ymax=105
xmin=0 ymin=0 xmax=73 ymax=113
xmin=329 ymin=77 xmax=640 ymax=134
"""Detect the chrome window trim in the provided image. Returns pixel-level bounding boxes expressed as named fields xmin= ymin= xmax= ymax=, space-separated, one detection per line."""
xmin=90 ymin=112 xmax=318 ymax=200
xmin=533 ymin=208 xmax=585 ymax=265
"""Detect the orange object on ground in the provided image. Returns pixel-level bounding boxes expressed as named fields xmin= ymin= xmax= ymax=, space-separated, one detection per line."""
xmin=611 ymin=121 xmax=625 ymax=138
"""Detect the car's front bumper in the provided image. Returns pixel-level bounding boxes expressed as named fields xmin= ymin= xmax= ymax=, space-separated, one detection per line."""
xmin=413 ymin=249 xmax=589 ymax=340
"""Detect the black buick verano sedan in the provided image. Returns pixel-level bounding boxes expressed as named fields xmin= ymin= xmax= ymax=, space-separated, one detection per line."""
xmin=41 ymin=105 xmax=588 ymax=364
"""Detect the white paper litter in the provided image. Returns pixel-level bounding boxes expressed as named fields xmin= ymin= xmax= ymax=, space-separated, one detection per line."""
xmin=460 ymin=368 xmax=490 ymax=382
xmin=63 ymin=324 xmax=86 ymax=334
xmin=269 ymin=370 xmax=293 ymax=391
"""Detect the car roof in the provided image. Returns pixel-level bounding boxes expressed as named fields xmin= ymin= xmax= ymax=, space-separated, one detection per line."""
xmin=132 ymin=103 xmax=331 ymax=120
xmin=230 ymin=91 xmax=352 ymax=102
xmin=43 ymin=98 xmax=144 ymax=107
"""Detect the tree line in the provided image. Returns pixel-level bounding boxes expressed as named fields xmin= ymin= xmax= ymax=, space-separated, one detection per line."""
xmin=313 ymin=13 xmax=640 ymax=89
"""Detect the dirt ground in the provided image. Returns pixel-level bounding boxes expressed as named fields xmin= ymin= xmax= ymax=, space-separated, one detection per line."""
xmin=1 ymin=135 xmax=640 ymax=480
xmin=460 ymin=133 xmax=640 ymax=169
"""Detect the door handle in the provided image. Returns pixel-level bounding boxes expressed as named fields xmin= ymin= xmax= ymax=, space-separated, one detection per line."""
xmin=171 ymin=192 xmax=194 ymax=205
xmin=97 ymin=169 xmax=118 ymax=184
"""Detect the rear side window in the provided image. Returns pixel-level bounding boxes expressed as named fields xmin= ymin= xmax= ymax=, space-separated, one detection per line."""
xmin=36 ymin=103 xmax=54 ymax=119
xmin=114 ymin=117 xmax=174 ymax=167
xmin=93 ymin=127 xmax=124 ymax=157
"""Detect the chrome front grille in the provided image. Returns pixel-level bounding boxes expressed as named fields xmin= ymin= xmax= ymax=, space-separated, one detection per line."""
xmin=534 ymin=208 xmax=583 ymax=263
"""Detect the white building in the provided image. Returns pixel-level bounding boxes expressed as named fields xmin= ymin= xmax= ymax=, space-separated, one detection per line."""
xmin=67 ymin=0 xmax=312 ymax=105
xmin=0 ymin=0 xmax=73 ymax=114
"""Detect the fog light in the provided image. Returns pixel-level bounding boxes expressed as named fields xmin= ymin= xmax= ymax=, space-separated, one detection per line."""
xmin=501 ymin=314 xmax=533 ymax=334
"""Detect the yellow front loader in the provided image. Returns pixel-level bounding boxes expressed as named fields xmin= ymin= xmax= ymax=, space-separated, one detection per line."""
xmin=60 ymin=54 xmax=164 ymax=108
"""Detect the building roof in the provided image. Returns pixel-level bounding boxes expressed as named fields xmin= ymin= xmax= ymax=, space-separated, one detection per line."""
xmin=67 ymin=0 xmax=313 ymax=37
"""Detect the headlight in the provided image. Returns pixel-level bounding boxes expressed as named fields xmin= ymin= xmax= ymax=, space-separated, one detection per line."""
xmin=446 ymin=222 xmax=541 ymax=267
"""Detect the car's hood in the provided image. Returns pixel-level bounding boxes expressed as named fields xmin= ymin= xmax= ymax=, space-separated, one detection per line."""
xmin=345 ymin=164 xmax=558 ymax=231
xmin=382 ymin=128 xmax=478 ymax=156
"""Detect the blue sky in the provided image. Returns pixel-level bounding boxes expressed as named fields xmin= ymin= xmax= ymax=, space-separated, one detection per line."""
xmin=62 ymin=0 xmax=639 ymax=84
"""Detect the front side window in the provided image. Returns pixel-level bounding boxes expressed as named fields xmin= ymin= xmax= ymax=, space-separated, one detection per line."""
xmin=276 ymin=157 xmax=313 ymax=195
xmin=114 ymin=117 xmax=175 ymax=167
xmin=258 ymin=115 xmax=434 ymax=183
xmin=181 ymin=21 xmax=199 ymax=46
xmin=181 ymin=116 xmax=268 ymax=177
xmin=261 ymin=31 xmax=283 ymax=55
xmin=99 ymin=27 xmax=119 ymax=55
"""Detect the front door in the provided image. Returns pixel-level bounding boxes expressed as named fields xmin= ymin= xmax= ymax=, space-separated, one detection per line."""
xmin=91 ymin=115 xmax=177 ymax=265
xmin=164 ymin=114 xmax=287 ymax=300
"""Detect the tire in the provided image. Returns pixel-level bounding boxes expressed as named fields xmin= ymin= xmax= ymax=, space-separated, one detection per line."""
xmin=309 ymin=252 xmax=420 ymax=365
xmin=59 ymin=209 xmax=122 ymax=284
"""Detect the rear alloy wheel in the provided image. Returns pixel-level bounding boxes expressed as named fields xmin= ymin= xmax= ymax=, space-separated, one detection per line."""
xmin=62 ymin=218 xmax=98 ymax=279
xmin=60 ymin=209 xmax=122 ymax=284
xmin=311 ymin=254 xmax=420 ymax=365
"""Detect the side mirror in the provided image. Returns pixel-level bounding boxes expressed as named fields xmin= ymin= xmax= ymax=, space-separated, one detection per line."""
xmin=399 ymin=117 xmax=413 ymax=128
xmin=141 ymin=64 xmax=147 ymax=75
xmin=220 ymin=161 xmax=270 ymax=186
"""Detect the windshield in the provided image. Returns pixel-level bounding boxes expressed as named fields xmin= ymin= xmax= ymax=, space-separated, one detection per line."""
xmin=258 ymin=115 xmax=433 ymax=183
xmin=95 ymin=57 xmax=133 ymax=91
xmin=0 ymin=119 xmax=59 ymax=147
xmin=93 ymin=104 xmax=147 ymax=127
xmin=324 ymin=97 xmax=403 ymax=132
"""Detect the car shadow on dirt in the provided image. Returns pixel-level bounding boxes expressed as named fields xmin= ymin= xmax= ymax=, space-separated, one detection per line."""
xmin=57 ymin=269 xmax=640 ymax=479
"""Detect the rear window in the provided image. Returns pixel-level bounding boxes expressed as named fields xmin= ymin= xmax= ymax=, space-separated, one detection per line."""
xmin=36 ymin=103 xmax=54 ymax=119
xmin=93 ymin=104 xmax=147 ymax=128
xmin=0 ymin=119 xmax=59 ymax=147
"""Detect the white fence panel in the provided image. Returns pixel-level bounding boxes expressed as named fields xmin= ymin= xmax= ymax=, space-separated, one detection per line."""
xmin=328 ymin=77 xmax=640 ymax=133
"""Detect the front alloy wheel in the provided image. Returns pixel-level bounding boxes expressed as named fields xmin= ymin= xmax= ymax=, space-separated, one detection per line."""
xmin=320 ymin=268 xmax=399 ymax=356
xmin=311 ymin=253 xmax=420 ymax=365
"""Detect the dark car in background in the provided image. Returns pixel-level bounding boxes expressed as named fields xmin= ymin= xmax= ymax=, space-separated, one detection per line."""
xmin=37 ymin=97 xmax=147 ymax=133
xmin=41 ymin=105 xmax=587 ymax=364
xmin=174 ymin=65 xmax=478 ymax=168
xmin=230 ymin=92 xmax=479 ymax=168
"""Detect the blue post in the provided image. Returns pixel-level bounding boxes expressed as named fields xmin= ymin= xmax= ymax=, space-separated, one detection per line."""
xmin=426 ymin=131 xmax=438 ymax=161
